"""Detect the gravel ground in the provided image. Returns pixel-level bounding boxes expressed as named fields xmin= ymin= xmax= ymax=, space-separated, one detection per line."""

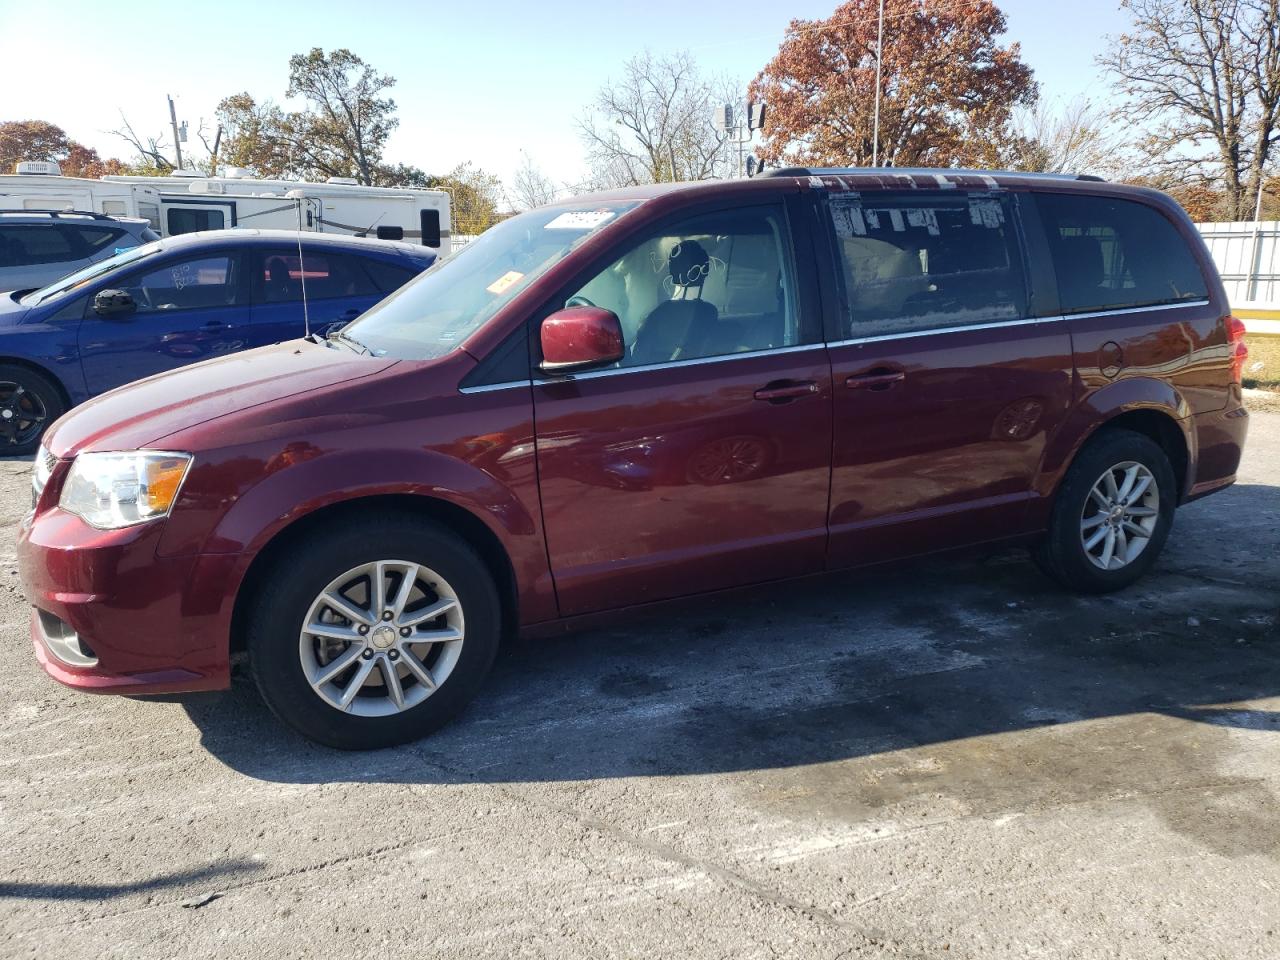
xmin=1 ymin=409 xmax=1277 ymax=960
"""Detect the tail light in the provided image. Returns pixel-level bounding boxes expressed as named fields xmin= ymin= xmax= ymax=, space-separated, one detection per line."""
xmin=1226 ymin=315 xmax=1248 ymax=383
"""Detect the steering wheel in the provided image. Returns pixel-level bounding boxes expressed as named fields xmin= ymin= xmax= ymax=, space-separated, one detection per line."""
xmin=565 ymin=295 xmax=597 ymax=309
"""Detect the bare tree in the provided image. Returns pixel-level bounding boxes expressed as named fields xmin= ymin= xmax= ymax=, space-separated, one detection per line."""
xmin=1101 ymin=0 xmax=1280 ymax=218
xmin=1011 ymin=97 xmax=1127 ymax=177
xmin=577 ymin=51 xmax=735 ymax=188
xmin=511 ymin=153 xmax=560 ymax=209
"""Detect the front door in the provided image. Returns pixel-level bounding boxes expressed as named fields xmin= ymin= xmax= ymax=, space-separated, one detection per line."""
xmin=821 ymin=189 xmax=1075 ymax=566
xmin=532 ymin=201 xmax=833 ymax=616
xmin=78 ymin=249 xmax=249 ymax=394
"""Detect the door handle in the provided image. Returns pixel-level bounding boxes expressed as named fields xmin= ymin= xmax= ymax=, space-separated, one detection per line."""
xmin=202 ymin=320 xmax=233 ymax=332
xmin=753 ymin=380 xmax=818 ymax=403
xmin=846 ymin=369 xmax=906 ymax=391
xmin=337 ymin=308 xmax=361 ymax=320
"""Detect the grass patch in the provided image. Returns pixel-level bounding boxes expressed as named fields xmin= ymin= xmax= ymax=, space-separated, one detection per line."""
xmin=1243 ymin=335 xmax=1280 ymax=391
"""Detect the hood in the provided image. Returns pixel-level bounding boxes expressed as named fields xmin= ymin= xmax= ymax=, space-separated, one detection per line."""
xmin=44 ymin=339 xmax=397 ymax=457
xmin=0 ymin=292 xmax=31 ymax=328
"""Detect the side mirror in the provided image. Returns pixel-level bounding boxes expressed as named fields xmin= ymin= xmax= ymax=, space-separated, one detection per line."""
xmin=93 ymin=289 xmax=136 ymax=319
xmin=539 ymin=306 xmax=625 ymax=375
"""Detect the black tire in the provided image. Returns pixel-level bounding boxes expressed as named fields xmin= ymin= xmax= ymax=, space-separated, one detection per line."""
xmin=0 ymin=363 xmax=65 ymax=456
xmin=247 ymin=513 xmax=501 ymax=750
xmin=1034 ymin=428 xmax=1177 ymax=593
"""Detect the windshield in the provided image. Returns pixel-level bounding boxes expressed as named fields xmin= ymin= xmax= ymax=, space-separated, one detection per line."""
xmin=21 ymin=241 xmax=162 ymax=306
xmin=343 ymin=202 xmax=641 ymax=360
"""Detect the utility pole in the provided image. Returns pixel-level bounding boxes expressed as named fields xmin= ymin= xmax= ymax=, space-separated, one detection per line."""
xmin=872 ymin=0 xmax=884 ymax=167
xmin=167 ymin=94 xmax=185 ymax=171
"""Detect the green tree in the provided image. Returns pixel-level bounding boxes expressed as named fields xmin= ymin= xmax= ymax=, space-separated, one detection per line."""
xmin=0 ymin=120 xmax=125 ymax=177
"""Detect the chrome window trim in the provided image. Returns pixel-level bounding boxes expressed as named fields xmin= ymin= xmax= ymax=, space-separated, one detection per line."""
xmin=530 ymin=341 xmax=826 ymax=385
xmin=1063 ymin=299 xmax=1209 ymax=321
xmin=827 ymin=299 xmax=1211 ymax=348
xmin=458 ymin=379 xmax=532 ymax=395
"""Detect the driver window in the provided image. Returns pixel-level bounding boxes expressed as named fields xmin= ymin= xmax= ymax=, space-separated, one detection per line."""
xmin=567 ymin=205 xmax=799 ymax=368
xmin=122 ymin=255 xmax=240 ymax=312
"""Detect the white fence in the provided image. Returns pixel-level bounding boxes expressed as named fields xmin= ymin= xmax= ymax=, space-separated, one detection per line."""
xmin=1196 ymin=221 xmax=1280 ymax=305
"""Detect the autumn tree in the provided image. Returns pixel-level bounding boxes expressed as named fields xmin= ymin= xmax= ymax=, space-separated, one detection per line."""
xmin=1102 ymin=0 xmax=1280 ymax=220
xmin=750 ymin=0 xmax=1036 ymax=169
xmin=424 ymin=163 xmax=505 ymax=235
xmin=0 ymin=120 xmax=125 ymax=177
xmin=578 ymin=51 xmax=737 ymax=187
xmin=217 ymin=48 xmax=399 ymax=184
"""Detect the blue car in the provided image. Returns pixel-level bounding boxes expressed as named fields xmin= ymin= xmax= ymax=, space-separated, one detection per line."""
xmin=0 ymin=230 xmax=435 ymax=453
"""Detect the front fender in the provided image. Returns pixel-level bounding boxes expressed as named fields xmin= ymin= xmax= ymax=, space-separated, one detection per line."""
xmin=159 ymin=442 xmax=556 ymax=624
xmin=1035 ymin=376 xmax=1195 ymax=501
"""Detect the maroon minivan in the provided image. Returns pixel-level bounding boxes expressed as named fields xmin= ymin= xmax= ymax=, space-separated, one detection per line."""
xmin=18 ymin=169 xmax=1250 ymax=749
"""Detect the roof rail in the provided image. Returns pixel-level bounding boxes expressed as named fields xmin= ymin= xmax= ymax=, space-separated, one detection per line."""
xmin=0 ymin=208 xmax=123 ymax=220
xmin=762 ymin=166 xmax=1106 ymax=183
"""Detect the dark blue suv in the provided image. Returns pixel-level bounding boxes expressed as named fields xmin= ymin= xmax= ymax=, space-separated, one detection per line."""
xmin=0 ymin=229 xmax=434 ymax=452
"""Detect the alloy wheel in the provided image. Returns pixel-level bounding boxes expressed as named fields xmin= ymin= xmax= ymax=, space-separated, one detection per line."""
xmin=1079 ymin=460 xmax=1160 ymax=571
xmin=298 ymin=560 xmax=465 ymax=717
xmin=0 ymin=381 xmax=46 ymax=447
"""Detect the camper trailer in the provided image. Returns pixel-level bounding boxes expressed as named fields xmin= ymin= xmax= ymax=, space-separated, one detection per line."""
xmin=0 ymin=163 xmax=453 ymax=254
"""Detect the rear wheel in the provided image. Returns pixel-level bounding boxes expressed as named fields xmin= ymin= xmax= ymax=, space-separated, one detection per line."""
xmin=0 ymin=364 xmax=64 ymax=455
xmin=247 ymin=515 xmax=501 ymax=749
xmin=1035 ymin=428 xmax=1177 ymax=593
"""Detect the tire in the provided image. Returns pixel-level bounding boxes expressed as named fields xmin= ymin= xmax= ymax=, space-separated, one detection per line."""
xmin=247 ymin=513 xmax=501 ymax=749
xmin=1034 ymin=428 xmax=1177 ymax=593
xmin=0 ymin=364 xmax=65 ymax=456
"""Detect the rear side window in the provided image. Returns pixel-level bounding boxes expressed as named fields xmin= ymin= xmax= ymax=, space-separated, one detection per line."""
xmin=70 ymin=226 xmax=129 ymax=255
xmin=260 ymin=250 xmax=382 ymax=303
xmin=1035 ymin=193 xmax=1207 ymax=314
xmin=828 ymin=192 xmax=1027 ymax=338
xmin=0 ymin=225 xmax=77 ymax=267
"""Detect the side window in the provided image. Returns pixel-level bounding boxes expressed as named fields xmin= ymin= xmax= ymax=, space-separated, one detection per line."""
xmin=167 ymin=207 xmax=226 ymax=235
xmin=70 ymin=226 xmax=130 ymax=256
xmin=122 ymin=255 xmax=240 ymax=312
xmin=0 ymin=225 xmax=77 ymax=267
xmin=360 ymin=257 xmax=419 ymax=293
xmin=1035 ymin=193 xmax=1208 ymax=314
xmin=565 ymin=205 xmax=801 ymax=368
xmin=260 ymin=251 xmax=382 ymax=302
xmin=829 ymin=192 xmax=1027 ymax=338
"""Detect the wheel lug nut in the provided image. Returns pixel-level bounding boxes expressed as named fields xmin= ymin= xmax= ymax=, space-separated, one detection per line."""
xmin=388 ymin=650 xmax=399 ymax=660
xmin=361 ymin=649 xmax=373 ymax=660
xmin=381 ymin=611 xmax=393 ymax=621
xmin=399 ymin=627 xmax=411 ymax=637
xmin=358 ymin=625 xmax=369 ymax=635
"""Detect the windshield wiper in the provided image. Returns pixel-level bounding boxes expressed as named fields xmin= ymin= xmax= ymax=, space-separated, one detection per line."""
xmin=327 ymin=329 xmax=371 ymax=355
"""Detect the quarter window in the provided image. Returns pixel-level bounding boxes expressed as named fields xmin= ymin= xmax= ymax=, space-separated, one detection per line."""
xmin=828 ymin=193 xmax=1028 ymax=338
xmin=565 ymin=205 xmax=801 ymax=368
xmin=1035 ymin=193 xmax=1207 ymax=314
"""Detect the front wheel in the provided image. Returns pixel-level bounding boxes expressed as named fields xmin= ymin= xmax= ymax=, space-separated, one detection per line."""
xmin=0 ymin=364 xmax=64 ymax=455
xmin=247 ymin=514 xmax=501 ymax=749
xmin=1034 ymin=428 xmax=1177 ymax=593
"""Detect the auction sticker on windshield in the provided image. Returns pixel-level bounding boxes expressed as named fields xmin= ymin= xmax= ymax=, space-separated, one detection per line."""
xmin=543 ymin=210 xmax=616 ymax=230
xmin=486 ymin=270 xmax=525 ymax=295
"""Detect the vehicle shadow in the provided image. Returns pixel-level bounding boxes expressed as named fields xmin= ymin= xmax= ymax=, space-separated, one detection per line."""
xmin=182 ymin=483 xmax=1279 ymax=794
xmin=0 ymin=860 xmax=260 ymax=902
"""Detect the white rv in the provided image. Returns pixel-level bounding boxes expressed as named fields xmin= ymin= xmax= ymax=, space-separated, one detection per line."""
xmin=0 ymin=162 xmax=453 ymax=255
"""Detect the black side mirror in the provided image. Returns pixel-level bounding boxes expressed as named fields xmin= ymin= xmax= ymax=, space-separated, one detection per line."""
xmin=93 ymin=289 xmax=136 ymax=319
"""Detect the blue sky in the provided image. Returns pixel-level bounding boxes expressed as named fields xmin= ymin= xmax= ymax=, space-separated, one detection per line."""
xmin=0 ymin=0 xmax=1130 ymax=191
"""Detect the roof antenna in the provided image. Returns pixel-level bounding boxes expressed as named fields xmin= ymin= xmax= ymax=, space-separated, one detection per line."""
xmin=286 ymin=190 xmax=311 ymax=338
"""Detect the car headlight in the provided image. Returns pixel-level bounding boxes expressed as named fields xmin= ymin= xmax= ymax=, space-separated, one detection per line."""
xmin=31 ymin=444 xmax=56 ymax=504
xmin=59 ymin=451 xmax=193 ymax=529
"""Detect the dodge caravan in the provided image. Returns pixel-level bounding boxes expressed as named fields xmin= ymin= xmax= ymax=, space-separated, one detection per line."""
xmin=18 ymin=169 xmax=1250 ymax=749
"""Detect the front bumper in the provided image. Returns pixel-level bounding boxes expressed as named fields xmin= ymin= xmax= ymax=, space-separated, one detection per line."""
xmin=17 ymin=506 xmax=239 ymax=695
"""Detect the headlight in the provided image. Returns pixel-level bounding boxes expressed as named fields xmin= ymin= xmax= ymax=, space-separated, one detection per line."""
xmin=59 ymin=451 xmax=192 ymax=529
